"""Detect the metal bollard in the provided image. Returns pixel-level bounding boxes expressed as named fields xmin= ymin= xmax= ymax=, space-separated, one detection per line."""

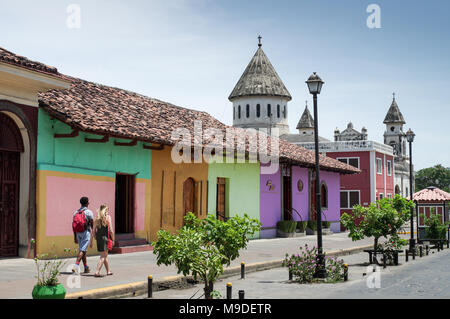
xmin=426 ymin=245 xmax=429 ymax=256
xmin=394 ymin=252 xmax=399 ymax=266
xmin=148 ymin=275 xmax=153 ymax=298
xmin=405 ymin=249 xmax=409 ymax=262
xmin=383 ymin=254 xmax=386 ymax=269
xmin=419 ymin=246 xmax=423 ymax=258
xmin=226 ymin=283 xmax=232 ymax=300
xmin=238 ymin=290 xmax=245 ymax=300
xmin=438 ymin=244 xmax=441 ymax=252
xmin=343 ymin=264 xmax=348 ymax=281
xmin=412 ymin=249 xmax=416 ymax=260
xmin=289 ymin=269 xmax=293 ymax=281
xmin=241 ymin=262 xmax=245 ymax=279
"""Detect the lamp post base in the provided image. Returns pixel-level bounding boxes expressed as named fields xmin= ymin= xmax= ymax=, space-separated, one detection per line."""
xmin=314 ymin=253 xmax=327 ymax=279
xmin=409 ymin=238 xmax=416 ymax=252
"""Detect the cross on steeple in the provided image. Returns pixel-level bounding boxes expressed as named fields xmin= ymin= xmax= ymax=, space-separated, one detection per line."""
xmin=393 ymin=92 xmax=396 ymax=100
xmin=258 ymin=35 xmax=262 ymax=47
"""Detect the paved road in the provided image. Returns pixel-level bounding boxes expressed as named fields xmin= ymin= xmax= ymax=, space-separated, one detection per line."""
xmin=142 ymin=249 xmax=450 ymax=299
xmin=0 ymin=232 xmax=380 ymax=298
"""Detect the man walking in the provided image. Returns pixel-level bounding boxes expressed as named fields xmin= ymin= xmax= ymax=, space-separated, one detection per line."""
xmin=72 ymin=196 xmax=94 ymax=274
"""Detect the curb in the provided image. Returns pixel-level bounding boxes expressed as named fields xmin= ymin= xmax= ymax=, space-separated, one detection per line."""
xmin=65 ymin=244 xmax=373 ymax=299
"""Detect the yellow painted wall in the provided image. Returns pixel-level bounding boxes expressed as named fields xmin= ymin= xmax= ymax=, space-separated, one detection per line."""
xmin=149 ymin=146 xmax=209 ymax=242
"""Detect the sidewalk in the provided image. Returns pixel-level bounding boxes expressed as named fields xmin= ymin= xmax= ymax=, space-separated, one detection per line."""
xmin=0 ymin=232 xmax=383 ymax=299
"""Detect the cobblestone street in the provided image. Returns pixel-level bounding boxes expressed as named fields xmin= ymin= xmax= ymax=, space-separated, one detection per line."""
xmin=138 ymin=248 xmax=450 ymax=299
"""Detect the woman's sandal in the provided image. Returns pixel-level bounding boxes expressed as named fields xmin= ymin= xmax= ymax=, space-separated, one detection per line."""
xmin=106 ymin=272 xmax=113 ymax=276
xmin=94 ymin=273 xmax=103 ymax=278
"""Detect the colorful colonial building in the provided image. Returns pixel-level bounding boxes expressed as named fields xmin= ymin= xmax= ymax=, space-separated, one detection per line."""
xmin=0 ymin=46 xmax=358 ymax=258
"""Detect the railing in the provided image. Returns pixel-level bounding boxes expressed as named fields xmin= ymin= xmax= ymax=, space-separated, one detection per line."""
xmin=298 ymin=140 xmax=393 ymax=155
xmin=284 ymin=208 xmax=303 ymax=222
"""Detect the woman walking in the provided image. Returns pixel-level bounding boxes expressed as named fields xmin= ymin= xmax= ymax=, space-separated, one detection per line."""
xmin=93 ymin=204 xmax=114 ymax=277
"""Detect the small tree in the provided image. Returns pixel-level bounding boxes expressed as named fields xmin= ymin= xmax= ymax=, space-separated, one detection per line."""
xmin=341 ymin=195 xmax=414 ymax=252
xmin=422 ymin=211 xmax=448 ymax=239
xmin=152 ymin=213 xmax=261 ymax=299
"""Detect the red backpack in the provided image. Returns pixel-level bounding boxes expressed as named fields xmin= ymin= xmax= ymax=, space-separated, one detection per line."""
xmin=72 ymin=208 xmax=87 ymax=233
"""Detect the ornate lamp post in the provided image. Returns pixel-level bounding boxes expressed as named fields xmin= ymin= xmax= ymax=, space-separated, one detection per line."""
xmin=406 ymin=128 xmax=415 ymax=251
xmin=306 ymin=72 xmax=326 ymax=278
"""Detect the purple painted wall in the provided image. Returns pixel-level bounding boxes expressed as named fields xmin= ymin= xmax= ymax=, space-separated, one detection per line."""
xmin=259 ymin=165 xmax=342 ymax=238
xmin=259 ymin=166 xmax=281 ymax=238
xmin=291 ymin=166 xmax=309 ymax=222
xmin=320 ymin=170 xmax=341 ymax=233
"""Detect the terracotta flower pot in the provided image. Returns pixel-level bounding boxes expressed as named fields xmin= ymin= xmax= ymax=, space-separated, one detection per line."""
xmin=32 ymin=284 xmax=66 ymax=299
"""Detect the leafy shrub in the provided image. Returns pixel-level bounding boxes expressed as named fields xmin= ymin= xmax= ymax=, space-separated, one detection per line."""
xmin=325 ymin=256 xmax=346 ymax=282
xmin=296 ymin=221 xmax=308 ymax=232
xmin=31 ymin=239 xmax=74 ymax=287
xmin=423 ymin=214 xmax=448 ymax=239
xmin=277 ymin=220 xmax=297 ymax=233
xmin=283 ymin=244 xmax=346 ymax=283
xmin=282 ymin=244 xmax=317 ymax=283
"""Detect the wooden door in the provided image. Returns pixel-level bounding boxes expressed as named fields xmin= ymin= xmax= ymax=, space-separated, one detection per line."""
xmin=283 ymin=176 xmax=292 ymax=220
xmin=183 ymin=178 xmax=195 ymax=216
xmin=310 ymin=179 xmax=317 ymax=221
xmin=115 ymin=174 xmax=135 ymax=234
xmin=0 ymin=151 xmax=20 ymax=257
xmin=216 ymin=178 xmax=226 ymax=221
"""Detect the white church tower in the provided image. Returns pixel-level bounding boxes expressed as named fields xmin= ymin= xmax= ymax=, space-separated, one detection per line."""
xmin=229 ymin=36 xmax=292 ymax=136
xmin=383 ymin=93 xmax=412 ymax=197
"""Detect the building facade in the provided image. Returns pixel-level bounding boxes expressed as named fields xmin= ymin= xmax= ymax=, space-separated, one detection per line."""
xmin=0 ymin=46 xmax=358 ymax=258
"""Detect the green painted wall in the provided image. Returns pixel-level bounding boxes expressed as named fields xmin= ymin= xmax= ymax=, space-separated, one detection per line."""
xmin=207 ymin=161 xmax=260 ymax=238
xmin=37 ymin=109 xmax=151 ymax=179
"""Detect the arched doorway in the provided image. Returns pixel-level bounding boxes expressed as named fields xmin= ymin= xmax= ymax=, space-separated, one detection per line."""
xmin=0 ymin=112 xmax=23 ymax=257
xmin=183 ymin=178 xmax=195 ymax=216
xmin=395 ymin=185 xmax=401 ymax=195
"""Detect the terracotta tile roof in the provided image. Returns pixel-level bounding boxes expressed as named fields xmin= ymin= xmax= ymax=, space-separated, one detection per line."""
xmin=38 ymin=75 xmax=359 ymax=174
xmin=413 ymin=186 xmax=450 ymax=202
xmin=0 ymin=46 xmax=61 ymax=77
xmin=38 ymin=75 xmax=226 ymax=145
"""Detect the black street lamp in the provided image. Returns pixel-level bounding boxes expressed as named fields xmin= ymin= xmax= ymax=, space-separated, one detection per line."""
xmin=306 ymin=72 xmax=326 ymax=279
xmin=406 ymin=128 xmax=415 ymax=251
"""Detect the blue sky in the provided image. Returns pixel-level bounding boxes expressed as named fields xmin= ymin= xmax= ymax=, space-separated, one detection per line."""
xmin=1 ymin=0 xmax=449 ymax=170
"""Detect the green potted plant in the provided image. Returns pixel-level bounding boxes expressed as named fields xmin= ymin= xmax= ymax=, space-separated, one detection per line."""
xmin=306 ymin=220 xmax=317 ymax=235
xmin=276 ymin=220 xmax=298 ymax=238
xmin=296 ymin=221 xmax=308 ymax=235
xmin=31 ymin=240 xmax=71 ymax=299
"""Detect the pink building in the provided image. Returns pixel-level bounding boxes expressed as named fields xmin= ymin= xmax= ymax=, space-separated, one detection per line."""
xmin=298 ymin=140 xmax=394 ymax=230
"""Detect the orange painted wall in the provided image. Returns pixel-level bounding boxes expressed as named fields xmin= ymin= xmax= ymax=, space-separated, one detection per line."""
xmin=149 ymin=146 xmax=209 ymax=242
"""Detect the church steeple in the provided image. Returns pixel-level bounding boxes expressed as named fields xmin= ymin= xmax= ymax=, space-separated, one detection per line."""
xmin=383 ymin=93 xmax=405 ymax=124
xmin=296 ymin=101 xmax=314 ymax=130
xmin=383 ymin=93 xmax=406 ymax=156
xmin=230 ymin=37 xmax=291 ymax=136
